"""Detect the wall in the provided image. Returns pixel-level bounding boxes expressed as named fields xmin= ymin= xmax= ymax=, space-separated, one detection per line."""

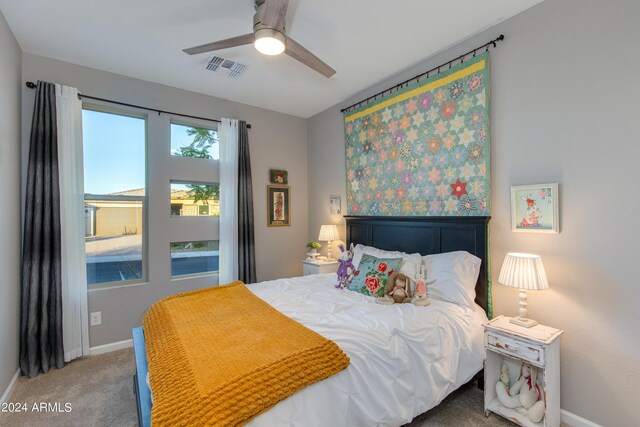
xmin=0 ymin=10 xmax=22 ymax=399
xmin=307 ymin=0 xmax=640 ymax=425
xmin=22 ymin=54 xmax=308 ymax=347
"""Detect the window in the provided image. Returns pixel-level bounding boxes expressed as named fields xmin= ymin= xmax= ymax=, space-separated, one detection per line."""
xmin=170 ymin=120 xmax=220 ymax=280
xmin=170 ymin=240 xmax=219 ymax=277
xmin=170 ymin=122 xmax=219 ymax=159
xmin=170 ymin=181 xmax=220 ymax=217
xmin=83 ymin=109 xmax=146 ymax=286
xmin=82 ymin=111 xmax=219 ymax=286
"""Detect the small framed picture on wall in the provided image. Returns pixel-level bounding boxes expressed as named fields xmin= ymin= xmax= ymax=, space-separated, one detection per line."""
xmin=510 ymin=183 xmax=559 ymax=233
xmin=329 ymin=195 xmax=341 ymax=215
xmin=267 ymin=185 xmax=291 ymax=227
xmin=269 ymin=169 xmax=288 ymax=185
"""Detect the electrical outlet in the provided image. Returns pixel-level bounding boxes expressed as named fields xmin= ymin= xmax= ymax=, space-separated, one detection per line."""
xmin=90 ymin=311 xmax=102 ymax=326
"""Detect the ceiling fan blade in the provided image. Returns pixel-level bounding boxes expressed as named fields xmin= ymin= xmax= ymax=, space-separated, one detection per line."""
xmin=260 ymin=0 xmax=289 ymax=30
xmin=183 ymin=33 xmax=254 ymax=55
xmin=285 ymin=37 xmax=336 ymax=78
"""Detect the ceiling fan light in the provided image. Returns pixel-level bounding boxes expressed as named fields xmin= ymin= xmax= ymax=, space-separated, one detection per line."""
xmin=254 ymin=28 xmax=286 ymax=55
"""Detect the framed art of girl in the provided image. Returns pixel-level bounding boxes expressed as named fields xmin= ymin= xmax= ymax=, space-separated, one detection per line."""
xmin=510 ymin=183 xmax=559 ymax=233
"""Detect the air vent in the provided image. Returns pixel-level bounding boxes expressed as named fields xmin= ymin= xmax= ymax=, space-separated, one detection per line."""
xmin=203 ymin=56 xmax=247 ymax=79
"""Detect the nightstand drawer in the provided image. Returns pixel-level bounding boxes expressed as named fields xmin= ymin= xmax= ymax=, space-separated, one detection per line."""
xmin=302 ymin=264 xmax=315 ymax=276
xmin=486 ymin=331 xmax=544 ymax=366
xmin=302 ymin=261 xmax=339 ymax=276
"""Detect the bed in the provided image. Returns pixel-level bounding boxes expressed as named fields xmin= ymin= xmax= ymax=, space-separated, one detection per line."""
xmin=133 ymin=215 xmax=490 ymax=426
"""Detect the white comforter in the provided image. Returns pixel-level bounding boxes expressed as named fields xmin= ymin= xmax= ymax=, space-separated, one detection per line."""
xmin=246 ymin=273 xmax=488 ymax=427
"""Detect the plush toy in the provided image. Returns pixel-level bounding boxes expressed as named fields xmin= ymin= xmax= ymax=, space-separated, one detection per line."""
xmin=411 ymin=264 xmax=434 ymax=306
xmin=377 ymin=272 xmax=412 ymax=304
xmin=508 ymin=363 xmax=527 ymax=397
xmin=500 ymin=362 xmax=545 ymax=423
xmin=335 ymin=243 xmax=355 ymax=289
xmin=518 ymin=364 xmax=545 ymax=423
xmin=496 ymin=364 xmax=521 ymax=409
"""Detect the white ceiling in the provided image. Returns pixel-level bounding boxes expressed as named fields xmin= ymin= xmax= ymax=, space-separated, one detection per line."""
xmin=0 ymin=0 xmax=542 ymax=118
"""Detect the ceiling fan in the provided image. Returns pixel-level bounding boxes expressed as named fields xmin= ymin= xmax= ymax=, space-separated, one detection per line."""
xmin=183 ymin=0 xmax=336 ymax=78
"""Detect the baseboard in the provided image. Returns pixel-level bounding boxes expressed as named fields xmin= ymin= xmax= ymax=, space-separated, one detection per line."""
xmin=561 ymin=409 xmax=602 ymax=427
xmin=0 ymin=369 xmax=20 ymax=405
xmin=89 ymin=338 xmax=133 ymax=356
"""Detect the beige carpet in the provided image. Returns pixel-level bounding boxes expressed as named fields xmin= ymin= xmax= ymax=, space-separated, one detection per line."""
xmin=0 ymin=348 xmax=515 ymax=426
xmin=0 ymin=349 xmax=137 ymax=427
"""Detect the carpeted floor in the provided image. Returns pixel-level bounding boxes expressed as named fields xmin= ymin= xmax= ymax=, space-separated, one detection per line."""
xmin=0 ymin=349 xmax=137 ymax=427
xmin=0 ymin=348 xmax=516 ymax=426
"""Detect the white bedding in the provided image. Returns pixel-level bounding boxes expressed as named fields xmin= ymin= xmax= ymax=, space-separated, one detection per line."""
xmin=244 ymin=273 xmax=488 ymax=427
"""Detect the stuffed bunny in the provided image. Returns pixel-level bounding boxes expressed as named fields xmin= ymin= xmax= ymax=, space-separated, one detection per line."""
xmin=336 ymin=243 xmax=355 ymax=289
xmin=377 ymin=272 xmax=412 ymax=304
xmin=506 ymin=362 xmax=546 ymax=423
xmin=411 ymin=264 xmax=432 ymax=306
xmin=518 ymin=364 xmax=545 ymax=423
xmin=496 ymin=364 xmax=521 ymax=409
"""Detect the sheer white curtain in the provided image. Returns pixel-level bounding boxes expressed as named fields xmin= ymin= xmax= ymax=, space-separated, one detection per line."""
xmin=219 ymin=118 xmax=239 ymax=284
xmin=56 ymin=84 xmax=89 ymax=361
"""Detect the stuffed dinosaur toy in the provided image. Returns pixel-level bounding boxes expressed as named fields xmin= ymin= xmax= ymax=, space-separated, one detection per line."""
xmin=336 ymin=243 xmax=355 ymax=289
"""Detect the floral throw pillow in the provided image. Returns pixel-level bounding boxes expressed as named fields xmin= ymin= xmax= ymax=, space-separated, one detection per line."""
xmin=347 ymin=255 xmax=403 ymax=297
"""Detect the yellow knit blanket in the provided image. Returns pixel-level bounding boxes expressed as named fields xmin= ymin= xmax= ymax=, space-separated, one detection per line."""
xmin=142 ymin=281 xmax=350 ymax=426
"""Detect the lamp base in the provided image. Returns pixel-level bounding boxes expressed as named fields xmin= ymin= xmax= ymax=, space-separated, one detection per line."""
xmin=510 ymin=290 xmax=538 ymax=328
xmin=509 ymin=317 xmax=538 ymax=328
xmin=326 ymin=240 xmax=334 ymax=261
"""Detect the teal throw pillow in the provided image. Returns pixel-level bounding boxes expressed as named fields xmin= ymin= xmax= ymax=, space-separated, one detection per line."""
xmin=348 ymin=255 xmax=403 ymax=297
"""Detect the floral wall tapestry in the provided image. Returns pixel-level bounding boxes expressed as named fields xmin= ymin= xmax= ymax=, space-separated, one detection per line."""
xmin=343 ymin=52 xmax=491 ymax=216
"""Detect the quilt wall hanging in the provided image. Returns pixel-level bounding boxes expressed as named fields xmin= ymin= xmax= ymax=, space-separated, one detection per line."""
xmin=343 ymin=52 xmax=491 ymax=216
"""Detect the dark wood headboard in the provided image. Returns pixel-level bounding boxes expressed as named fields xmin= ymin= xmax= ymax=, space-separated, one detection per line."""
xmin=345 ymin=216 xmax=490 ymax=314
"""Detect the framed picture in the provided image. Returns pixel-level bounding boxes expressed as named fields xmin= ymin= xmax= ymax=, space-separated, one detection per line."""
xmin=511 ymin=183 xmax=559 ymax=233
xmin=269 ymin=169 xmax=288 ymax=185
xmin=329 ymin=195 xmax=341 ymax=215
xmin=267 ymin=185 xmax=291 ymax=227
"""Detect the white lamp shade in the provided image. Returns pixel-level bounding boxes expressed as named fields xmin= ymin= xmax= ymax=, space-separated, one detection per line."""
xmin=318 ymin=224 xmax=339 ymax=241
xmin=498 ymin=253 xmax=549 ymax=291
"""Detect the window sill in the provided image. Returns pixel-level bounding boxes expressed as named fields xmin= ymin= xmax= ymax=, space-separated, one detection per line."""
xmin=170 ymin=272 xmax=219 ymax=282
xmin=88 ymin=280 xmax=150 ymax=292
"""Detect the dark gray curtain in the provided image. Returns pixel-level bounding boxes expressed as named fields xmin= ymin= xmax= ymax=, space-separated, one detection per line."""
xmin=237 ymin=120 xmax=256 ymax=283
xmin=20 ymin=81 xmax=64 ymax=377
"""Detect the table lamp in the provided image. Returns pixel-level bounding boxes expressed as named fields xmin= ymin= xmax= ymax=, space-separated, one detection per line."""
xmin=318 ymin=224 xmax=339 ymax=261
xmin=498 ymin=253 xmax=549 ymax=328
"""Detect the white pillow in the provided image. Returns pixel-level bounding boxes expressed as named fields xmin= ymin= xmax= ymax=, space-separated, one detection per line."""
xmin=352 ymin=244 xmax=421 ymax=276
xmin=352 ymin=244 xmax=419 ymax=268
xmin=422 ymin=251 xmax=481 ymax=309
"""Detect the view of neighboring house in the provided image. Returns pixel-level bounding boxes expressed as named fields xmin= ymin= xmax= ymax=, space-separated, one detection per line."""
xmin=85 ymin=187 xmax=220 ymax=237
xmin=85 ymin=186 xmax=220 ymax=285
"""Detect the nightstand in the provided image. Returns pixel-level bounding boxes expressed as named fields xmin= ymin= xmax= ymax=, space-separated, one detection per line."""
xmin=302 ymin=260 xmax=339 ymax=276
xmin=484 ymin=315 xmax=563 ymax=427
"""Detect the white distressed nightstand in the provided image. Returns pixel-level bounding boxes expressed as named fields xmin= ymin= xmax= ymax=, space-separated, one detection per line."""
xmin=484 ymin=315 xmax=563 ymax=427
xmin=302 ymin=260 xmax=339 ymax=276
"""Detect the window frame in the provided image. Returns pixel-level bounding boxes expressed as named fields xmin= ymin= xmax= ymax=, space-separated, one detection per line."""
xmin=169 ymin=119 xmax=219 ymax=160
xmin=169 ymin=179 xmax=220 ymax=219
xmin=82 ymin=104 xmax=149 ymax=289
xmin=168 ymin=118 xmax=221 ymax=281
xmin=169 ymin=239 xmax=220 ymax=279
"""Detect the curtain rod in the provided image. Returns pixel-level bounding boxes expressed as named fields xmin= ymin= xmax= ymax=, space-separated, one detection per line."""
xmin=24 ymin=81 xmax=251 ymax=129
xmin=340 ymin=34 xmax=505 ymax=114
